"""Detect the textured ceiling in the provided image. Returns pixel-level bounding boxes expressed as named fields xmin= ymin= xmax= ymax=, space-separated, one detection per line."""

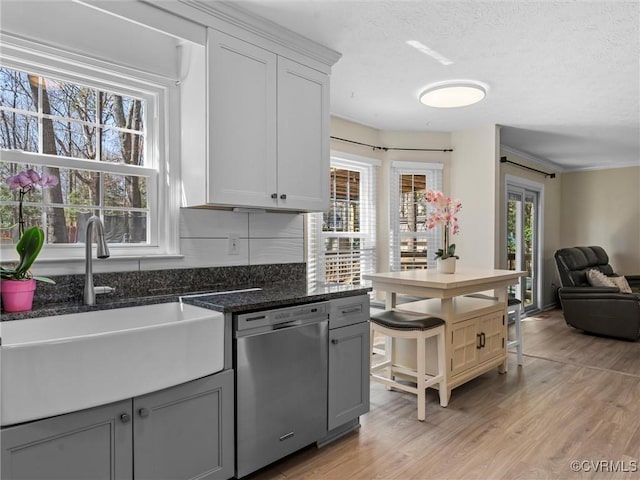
xmin=235 ymin=0 xmax=640 ymax=171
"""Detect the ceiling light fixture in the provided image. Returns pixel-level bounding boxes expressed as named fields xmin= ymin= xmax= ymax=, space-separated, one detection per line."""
xmin=419 ymin=80 xmax=488 ymax=108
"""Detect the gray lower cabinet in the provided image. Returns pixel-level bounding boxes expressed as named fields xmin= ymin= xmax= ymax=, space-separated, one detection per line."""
xmin=327 ymin=295 xmax=370 ymax=432
xmin=1 ymin=370 xmax=234 ymax=480
xmin=1 ymin=399 xmax=133 ymax=480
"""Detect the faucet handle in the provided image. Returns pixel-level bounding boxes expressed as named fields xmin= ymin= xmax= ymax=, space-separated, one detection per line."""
xmin=94 ymin=286 xmax=115 ymax=295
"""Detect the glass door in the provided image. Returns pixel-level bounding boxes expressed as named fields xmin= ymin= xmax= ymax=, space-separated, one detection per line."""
xmin=506 ymin=185 xmax=539 ymax=311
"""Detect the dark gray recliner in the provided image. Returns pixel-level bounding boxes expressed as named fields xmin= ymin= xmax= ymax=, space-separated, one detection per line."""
xmin=554 ymin=246 xmax=640 ymax=340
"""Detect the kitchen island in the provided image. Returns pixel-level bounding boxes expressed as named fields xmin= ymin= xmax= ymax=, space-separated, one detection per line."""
xmin=364 ymin=268 xmax=526 ymax=405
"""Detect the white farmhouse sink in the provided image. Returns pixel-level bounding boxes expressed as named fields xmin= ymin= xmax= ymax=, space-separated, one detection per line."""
xmin=1 ymin=302 xmax=225 ymax=426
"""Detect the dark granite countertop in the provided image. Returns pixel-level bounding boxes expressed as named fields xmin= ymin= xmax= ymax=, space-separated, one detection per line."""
xmin=1 ymin=281 xmax=371 ymax=321
xmin=181 ymin=282 xmax=371 ymax=313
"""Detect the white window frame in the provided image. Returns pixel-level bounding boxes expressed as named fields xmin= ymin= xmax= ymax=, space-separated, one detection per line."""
xmin=390 ymin=161 xmax=443 ymax=271
xmin=307 ymin=152 xmax=379 ymax=285
xmin=0 ymin=34 xmax=180 ymax=261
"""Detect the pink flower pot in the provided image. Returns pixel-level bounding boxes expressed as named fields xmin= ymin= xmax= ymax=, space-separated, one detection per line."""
xmin=1 ymin=278 xmax=36 ymax=313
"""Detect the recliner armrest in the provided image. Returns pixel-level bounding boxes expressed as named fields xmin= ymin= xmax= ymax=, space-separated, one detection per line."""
xmin=559 ymin=286 xmax=640 ymax=301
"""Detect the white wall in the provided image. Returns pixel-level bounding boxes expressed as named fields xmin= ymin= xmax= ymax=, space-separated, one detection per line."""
xmin=450 ymin=125 xmax=499 ymax=269
xmin=0 ymin=0 xmax=183 ymax=79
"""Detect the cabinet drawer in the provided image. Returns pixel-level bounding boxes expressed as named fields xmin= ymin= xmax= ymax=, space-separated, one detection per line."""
xmin=329 ymin=295 xmax=370 ymax=329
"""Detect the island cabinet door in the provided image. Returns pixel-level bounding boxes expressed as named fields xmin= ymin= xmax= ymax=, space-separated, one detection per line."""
xmin=450 ymin=318 xmax=480 ymax=376
xmin=1 ymin=400 xmax=133 ymax=480
xmin=478 ymin=312 xmax=506 ymax=363
xmin=328 ymin=321 xmax=371 ymax=431
xmin=132 ymin=371 xmax=234 ymax=480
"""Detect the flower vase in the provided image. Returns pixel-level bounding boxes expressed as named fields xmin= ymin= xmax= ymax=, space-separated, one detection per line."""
xmin=1 ymin=278 xmax=36 ymax=312
xmin=436 ymin=257 xmax=457 ymax=274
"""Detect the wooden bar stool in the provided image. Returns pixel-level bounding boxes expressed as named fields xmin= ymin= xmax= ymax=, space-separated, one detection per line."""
xmin=370 ymin=310 xmax=447 ymax=421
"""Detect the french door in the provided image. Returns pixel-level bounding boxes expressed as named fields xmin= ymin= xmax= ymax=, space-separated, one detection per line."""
xmin=506 ymin=183 xmax=540 ymax=312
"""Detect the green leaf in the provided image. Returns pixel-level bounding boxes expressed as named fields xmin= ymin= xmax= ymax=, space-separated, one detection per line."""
xmin=14 ymin=227 xmax=44 ymax=276
xmin=32 ymin=275 xmax=56 ymax=284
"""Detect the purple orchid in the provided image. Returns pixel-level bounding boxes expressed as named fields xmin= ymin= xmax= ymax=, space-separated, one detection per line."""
xmin=5 ymin=168 xmax=59 ymax=237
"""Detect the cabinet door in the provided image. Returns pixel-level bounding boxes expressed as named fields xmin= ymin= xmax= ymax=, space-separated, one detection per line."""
xmin=1 ymin=400 xmax=132 ymax=480
xmin=450 ymin=318 xmax=480 ymax=376
xmin=133 ymin=371 xmax=234 ymax=480
xmin=328 ymin=322 xmax=371 ymax=430
xmin=277 ymin=56 xmax=330 ymax=211
xmin=208 ymin=28 xmax=277 ymax=208
xmin=478 ymin=312 xmax=506 ymax=363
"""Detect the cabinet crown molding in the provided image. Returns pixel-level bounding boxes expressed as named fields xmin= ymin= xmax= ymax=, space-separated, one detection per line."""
xmin=177 ymin=0 xmax=342 ymax=68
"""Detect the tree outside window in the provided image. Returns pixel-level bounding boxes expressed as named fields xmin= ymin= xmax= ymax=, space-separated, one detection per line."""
xmin=0 ymin=67 xmax=150 ymax=245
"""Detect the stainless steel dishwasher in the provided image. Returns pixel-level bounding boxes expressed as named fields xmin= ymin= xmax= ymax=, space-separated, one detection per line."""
xmin=234 ymin=301 xmax=329 ymax=478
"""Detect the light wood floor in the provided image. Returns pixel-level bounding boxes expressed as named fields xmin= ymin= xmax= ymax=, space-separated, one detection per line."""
xmin=248 ymin=309 xmax=640 ymax=480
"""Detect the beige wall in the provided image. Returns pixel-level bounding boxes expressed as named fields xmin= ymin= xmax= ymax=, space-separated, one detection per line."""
xmin=450 ymin=125 xmax=499 ymax=269
xmin=560 ymin=166 xmax=640 ymax=275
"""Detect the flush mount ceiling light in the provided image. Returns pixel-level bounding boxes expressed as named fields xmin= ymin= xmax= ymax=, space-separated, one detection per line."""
xmin=419 ymin=80 xmax=488 ymax=108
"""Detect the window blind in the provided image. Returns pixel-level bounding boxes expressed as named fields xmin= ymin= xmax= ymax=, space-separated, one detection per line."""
xmin=307 ymin=156 xmax=377 ymax=286
xmin=389 ymin=162 xmax=443 ymax=271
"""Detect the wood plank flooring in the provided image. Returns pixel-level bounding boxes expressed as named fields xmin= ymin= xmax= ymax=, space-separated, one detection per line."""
xmin=248 ymin=310 xmax=640 ymax=479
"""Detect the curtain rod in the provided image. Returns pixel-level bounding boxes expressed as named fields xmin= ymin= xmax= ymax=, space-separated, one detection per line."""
xmin=330 ymin=136 xmax=453 ymax=152
xmin=500 ymin=156 xmax=556 ymax=178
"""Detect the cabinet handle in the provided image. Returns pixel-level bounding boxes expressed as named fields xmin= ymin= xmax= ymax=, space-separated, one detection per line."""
xmin=138 ymin=407 xmax=150 ymax=418
xmin=280 ymin=193 xmax=287 ymax=200
xmin=271 ymin=193 xmax=277 ymax=199
xmin=341 ymin=307 xmax=361 ymax=315
xmin=480 ymin=332 xmax=486 ymax=348
xmin=120 ymin=413 xmax=131 ymax=423
xmin=331 ymin=338 xmax=339 ymax=344
xmin=476 ymin=333 xmax=482 ymax=349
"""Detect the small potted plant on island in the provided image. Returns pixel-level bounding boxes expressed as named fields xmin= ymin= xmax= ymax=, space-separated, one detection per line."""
xmin=1 ymin=169 xmax=57 ymax=312
xmin=424 ymin=189 xmax=462 ymax=274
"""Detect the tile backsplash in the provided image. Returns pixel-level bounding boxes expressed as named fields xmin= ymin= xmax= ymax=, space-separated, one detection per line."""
xmin=24 ymin=208 xmax=305 ymax=277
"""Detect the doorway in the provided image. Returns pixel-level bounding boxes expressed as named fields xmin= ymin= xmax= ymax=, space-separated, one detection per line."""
xmin=506 ymin=180 xmax=542 ymax=313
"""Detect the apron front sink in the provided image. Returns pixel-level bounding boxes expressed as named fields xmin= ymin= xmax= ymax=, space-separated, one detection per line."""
xmin=1 ymin=302 xmax=224 ymax=426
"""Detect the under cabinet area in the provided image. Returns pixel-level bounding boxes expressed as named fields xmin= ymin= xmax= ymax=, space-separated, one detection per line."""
xmin=1 ymin=371 xmax=234 ymax=480
xmin=182 ymin=27 xmax=332 ymax=211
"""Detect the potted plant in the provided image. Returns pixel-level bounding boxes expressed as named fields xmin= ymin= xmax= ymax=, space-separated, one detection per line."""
xmin=424 ymin=189 xmax=462 ymax=274
xmin=1 ymin=169 xmax=57 ymax=312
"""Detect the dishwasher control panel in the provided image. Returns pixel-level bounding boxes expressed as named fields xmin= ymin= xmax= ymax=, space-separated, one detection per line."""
xmin=234 ymin=302 xmax=329 ymax=333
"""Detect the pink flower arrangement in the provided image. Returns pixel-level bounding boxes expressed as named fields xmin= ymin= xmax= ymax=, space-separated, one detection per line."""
xmin=424 ymin=189 xmax=462 ymax=259
xmin=7 ymin=168 xmax=59 ymax=237
xmin=424 ymin=189 xmax=462 ymax=233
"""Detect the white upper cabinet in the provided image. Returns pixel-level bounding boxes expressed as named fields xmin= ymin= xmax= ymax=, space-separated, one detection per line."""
xmin=277 ymin=56 xmax=330 ymax=211
xmin=202 ymin=29 xmax=329 ymax=211
xmin=207 ymin=30 xmax=278 ymax=208
xmin=139 ymin=1 xmax=340 ymax=210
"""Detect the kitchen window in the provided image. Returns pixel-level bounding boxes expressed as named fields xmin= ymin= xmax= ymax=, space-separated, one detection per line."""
xmin=0 ymin=38 xmax=177 ymax=260
xmin=307 ymin=155 xmax=377 ymax=285
xmin=389 ymin=162 xmax=443 ymax=271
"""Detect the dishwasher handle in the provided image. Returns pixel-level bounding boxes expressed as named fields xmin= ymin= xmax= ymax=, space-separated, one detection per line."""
xmin=236 ymin=315 xmax=327 ymax=337
xmin=235 ymin=302 xmax=329 ymax=333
